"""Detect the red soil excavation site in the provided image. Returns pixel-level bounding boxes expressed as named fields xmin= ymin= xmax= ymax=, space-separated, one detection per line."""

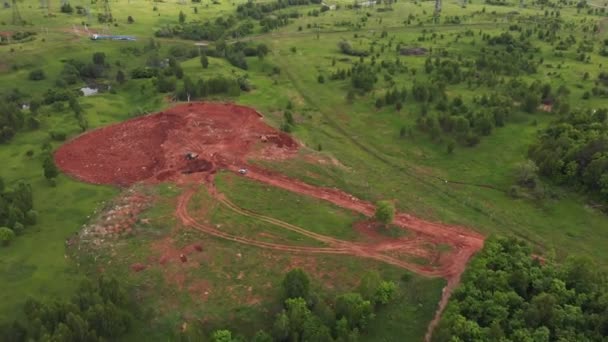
xmin=55 ymin=102 xmax=484 ymax=340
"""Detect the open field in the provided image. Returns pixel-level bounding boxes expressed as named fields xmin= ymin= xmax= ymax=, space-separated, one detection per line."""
xmin=1 ymin=0 xmax=607 ymax=339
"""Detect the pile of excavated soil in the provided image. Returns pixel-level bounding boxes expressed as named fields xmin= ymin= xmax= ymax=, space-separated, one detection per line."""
xmin=55 ymin=102 xmax=298 ymax=186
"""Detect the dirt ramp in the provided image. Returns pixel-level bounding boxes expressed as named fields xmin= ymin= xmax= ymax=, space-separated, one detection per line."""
xmin=55 ymin=102 xmax=298 ymax=186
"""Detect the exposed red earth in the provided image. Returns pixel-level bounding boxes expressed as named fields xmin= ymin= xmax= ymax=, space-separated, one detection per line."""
xmin=55 ymin=102 xmax=485 ymax=340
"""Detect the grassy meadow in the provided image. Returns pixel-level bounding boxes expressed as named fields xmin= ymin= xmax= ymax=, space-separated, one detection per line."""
xmin=0 ymin=0 xmax=607 ymax=339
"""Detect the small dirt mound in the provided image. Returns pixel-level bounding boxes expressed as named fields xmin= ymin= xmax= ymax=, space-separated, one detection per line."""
xmin=54 ymin=102 xmax=298 ymax=186
xmin=131 ymin=263 xmax=146 ymax=272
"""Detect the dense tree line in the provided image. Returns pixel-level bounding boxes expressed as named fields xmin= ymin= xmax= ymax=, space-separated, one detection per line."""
xmin=175 ymin=75 xmax=244 ymax=101
xmin=0 ymin=277 xmax=136 ymax=341
xmin=435 ymin=237 xmax=608 ymax=341
xmin=0 ymin=178 xmax=36 ymax=246
xmin=528 ymin=108 xmax=608 ymax=204
xmin=236 ymin=0 xmax=320 ymax=20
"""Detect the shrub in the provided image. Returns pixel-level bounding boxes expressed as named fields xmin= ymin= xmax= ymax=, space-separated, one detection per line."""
xmin=28 ymin=69 xmax=45 ymax=81
xmin=0 ymin=227 xmax=15 ymax=246
xmin=375 ymin=201 xmax=394 ymax=225
xmin=60 ymin=3 xmax=73 ymax=13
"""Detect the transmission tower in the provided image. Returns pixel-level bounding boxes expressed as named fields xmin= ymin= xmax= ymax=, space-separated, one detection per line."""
xmin=434 ymin=0 xmax=441 ymax=14
xmin=102 ymin=0 xmax=112 ymax=22
xmin=12 ymin=0 xmax=24 ymax=25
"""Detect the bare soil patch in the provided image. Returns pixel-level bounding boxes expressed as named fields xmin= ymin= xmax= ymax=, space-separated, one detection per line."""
xmin=55 ymin=102 xmax=298 ymax=186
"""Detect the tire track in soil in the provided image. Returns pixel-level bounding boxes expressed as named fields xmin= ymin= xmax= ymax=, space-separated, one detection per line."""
xmin=178 ymin=169 xmax=483 ymax=341
xmin=55 ymin=102 xmax=484 ymax=341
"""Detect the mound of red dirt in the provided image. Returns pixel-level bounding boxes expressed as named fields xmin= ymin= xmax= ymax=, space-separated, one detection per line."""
xmin=55 ymin=102 xmax=298 ymax=186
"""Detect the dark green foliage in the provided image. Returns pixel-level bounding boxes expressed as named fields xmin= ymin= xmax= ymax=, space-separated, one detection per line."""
xmin=156 ymin=74 xmax=177 ymax=93
xmin=0 ymin=181 xmax=34 ymax=243
xmin=116 ymin=70 xmax=126 ymax=84
xmin=179 ymin=11 xmax=186 ymax=24
xmin=0 ymin=277 xmax=135 ymax=341
xmin=338 ymin=40 xmax=369 ymax=57
xmin=528 ymin=108 xmax=608 ymax=204
xmin=43 ymin=153 xmax=59 ymax=180
xmin=28 ymin=69 xmax=45 ymax=81
xmin=130 ymin=67 xmax=157 ymax=79
xmin=257 ymin=43 xmax=269 ymax=59
xmin=175 ymin=75 xmax=241 ymax=101
xmin=92 ymin=52 xmax=106 ymax=66
xmin=282 ymin=268 xmax=310 ymax=300
xmin=435 ymin=237 xmax=608 ymax=341
xmin=350 ymin=64 xmax=376 ymax=92
xmin=200 ymin=53 xmax=209 ymax=69
xmin=0 ymin=227 xmax=15 ymax=246
xmin=0 ymin=102 xmax=23 ymax=143
xmin=335 ymin=293 xmax=374 ymax=330
xmin=60 ymin=3 xmax=73 ymax=13
xmin=374 ymin=201 xmax=394 ymax=225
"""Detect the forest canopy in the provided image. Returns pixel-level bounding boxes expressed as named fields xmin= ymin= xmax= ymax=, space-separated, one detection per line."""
xmin=435 ymin=237 xmax=608 ymax=341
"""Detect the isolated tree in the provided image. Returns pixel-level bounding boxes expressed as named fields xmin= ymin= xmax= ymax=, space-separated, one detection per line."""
xmin=127 ymin=16 xmax=134 ymax=24
xmin=179 ymin=11 xmax=186 ymax=24
xmin=515 ymin=160 xmax=538 ymax=188
xmin=257 ymin=43 xmax=269 ymax=60
xmin=0 ymin=227 xmax=15 ymax=246
xmin=116 ymin=70 xmax=126 ymax=84
xmin=92 ymin=52 xmax=106 ymax=65
xmin=374 ymin=281 xmax=397 ymax=304
xmin=28 ymin=69 xmax=46 ymax=81
xmin=200 ymin=53 xmax=209 ymax=69
xmin=522 ymin=93 xmax=539 ymax=113
xmin=282 ymin=268 xmax=310 ymax=300
xmin=374 ymin=200 xmax=394 ymax=226
xmin=43 ymin=155 xmax=59 ymax=181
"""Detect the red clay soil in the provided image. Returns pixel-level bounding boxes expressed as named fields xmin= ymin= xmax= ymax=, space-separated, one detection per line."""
xmin=56 ymin=102 xmax=484 ymax=341
xmin=55 ymin=102 xmax=297 ymax=186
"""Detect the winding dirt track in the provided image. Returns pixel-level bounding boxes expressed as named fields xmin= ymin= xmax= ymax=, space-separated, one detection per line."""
xmin=55 ymin=102 xmax=485 ymax=341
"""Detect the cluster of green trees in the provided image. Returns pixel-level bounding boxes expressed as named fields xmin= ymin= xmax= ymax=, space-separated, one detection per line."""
xmin=237 ymin=0 xmax=319 ymax=31
xmin=0 ymin=178 xmax=36 ymax=247
xmin=56 ymin=52 xmax=110 ymax=87
xmin=0 ymin=102 xmax=25 ymax=144
xmin=528 ymin=108 xmax=608 ymax=204
xmin=156 ymin=16 xmax=246 ymax=41
xmin=435 ymin=237 xmax=608 ymax=341
xmin=175 ymin=75 xmax=244 ymax=101
xmin=201 ymin=269 xmax=397 ymax=341
xmin=0 ymin=277 xmax=136 ymax=341
xmin=197 ymin=41 xmax=269 ymax=70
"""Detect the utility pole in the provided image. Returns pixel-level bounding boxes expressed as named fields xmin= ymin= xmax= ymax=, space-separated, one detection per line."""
xmin=102 ymin=0 xmax=112 ymax=22
xmin=434 ymin=0 xmax=441 ymax=14
xmin=12 ymin=0 xmax=24 ymax=25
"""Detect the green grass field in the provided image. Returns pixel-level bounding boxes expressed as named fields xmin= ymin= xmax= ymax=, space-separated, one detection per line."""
xmin=1 ymin=0 xmax=607 ymax=339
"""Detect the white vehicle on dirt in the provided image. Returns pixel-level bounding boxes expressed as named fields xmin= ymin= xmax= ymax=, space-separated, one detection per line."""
xmin=238 ymin=168 xmax=247 ymax=175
